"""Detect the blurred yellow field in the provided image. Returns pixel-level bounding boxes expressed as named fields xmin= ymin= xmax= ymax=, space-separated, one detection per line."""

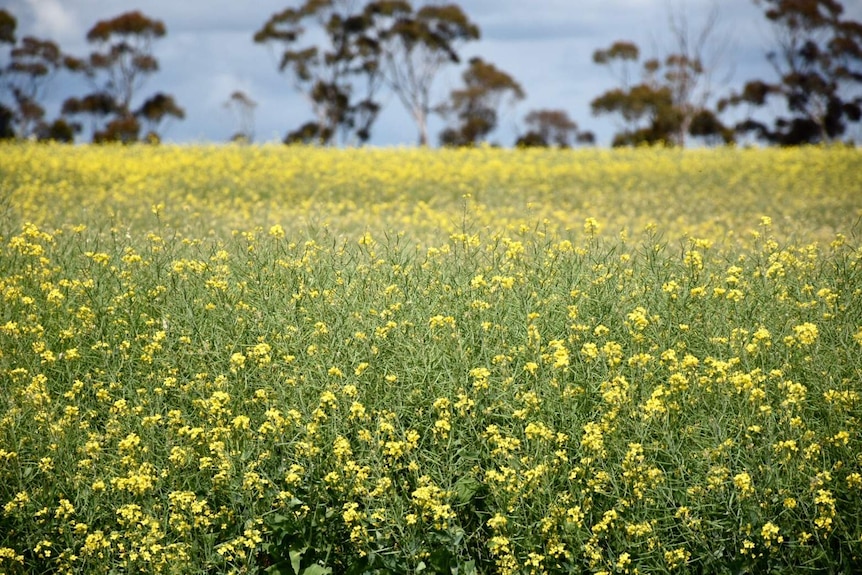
xmin=1 ymin=144 xmax=861 ymax=574
xmin=4 ymin=144 xmax=860 ymax=244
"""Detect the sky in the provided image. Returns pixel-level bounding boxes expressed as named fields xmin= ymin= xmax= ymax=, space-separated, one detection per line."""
xmin=5 ymin=0 xmax=862 ymax=146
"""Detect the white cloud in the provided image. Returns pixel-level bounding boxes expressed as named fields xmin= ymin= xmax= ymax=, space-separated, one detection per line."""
xmin=23 ymin=0 xmax=79 ymax=43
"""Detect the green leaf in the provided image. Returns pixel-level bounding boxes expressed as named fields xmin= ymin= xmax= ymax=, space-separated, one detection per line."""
xmin=265 ymin=561 xmax=296 ymax=575
xmin=428 ymin=547 xmax=454 ymax=574
xmin=449 ymin=528 xmax=465 ymax=547
xmin=302 ymin=564 xmax=332 ymax=575
xmin=452 ymin=475 xmax=481 ymax=504
xmin=290 ymin=547 xmax=307 ymax=575
xmin=269 ymin=513 xmax=292 ymax=528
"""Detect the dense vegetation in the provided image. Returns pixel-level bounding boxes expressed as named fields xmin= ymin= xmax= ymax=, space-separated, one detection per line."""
xmin=1 ymin=144 xmax=861 ymax=574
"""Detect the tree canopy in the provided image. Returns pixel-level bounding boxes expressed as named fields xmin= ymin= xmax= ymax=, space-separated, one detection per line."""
xmin=0 ymin=9 xmax=82 ymax=140
xmin=2 ymin=1 xmax=862 ymax=146
xmin=516 ymin=109 xmax=595 ymax=147
xmin=381 ymin=2 xmax=480 ymax=145
xmin=62 ymin=10 xmax=182 ymax=143
xmin=254 ymin=0 xmax=395 ymax=145
xmin=590 ymin=8 xmax=734 ymax=149
xmin=438 ymin=56 xmax=524 ymax=146
xmin=720 ymin=0 xmax=862 ymax=145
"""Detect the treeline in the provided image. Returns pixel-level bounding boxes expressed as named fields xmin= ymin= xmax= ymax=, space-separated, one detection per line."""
xmin=1 ymin=0 xmax=860 ymax=147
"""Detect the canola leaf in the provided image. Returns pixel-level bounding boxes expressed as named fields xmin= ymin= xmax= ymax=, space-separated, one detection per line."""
xmin=428 ymin=547 xmax=454 ymax=573
xmin=302 ymin=564 xmax=332 ymax=575
xmin=452 ymin=475 xmax=481 ymax=504
xmin=290 ymin=547 xmax=307 ymax=575
xmin=265 ymin=560 xmax=296 ymax=575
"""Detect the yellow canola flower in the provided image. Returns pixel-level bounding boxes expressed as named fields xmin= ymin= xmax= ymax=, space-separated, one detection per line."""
xmin=0 ymin=547 xmax=24 ymax=565
xmin=761 ymin=522 xmax=783 ymax=548
xmin=733 ymin=472 xmax=754 ymax=497
xmin=487 ymin=514 xmax=508 ymax=530
xmin=793 ymin=322 xmax=819 ymax=346
xmin=664 ymin=548 xmax=691 ymax=570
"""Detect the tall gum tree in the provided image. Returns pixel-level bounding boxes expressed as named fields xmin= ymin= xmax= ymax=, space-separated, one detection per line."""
xmin=438 ymin=56 xmax=525 ymax=146
xmin=223 ymin=90 xmax=258 ymax=143
xmin=720 ymin=0 xmax=862 ymax=145
xmin=380 ymin=2 xmax=479 ymax=146
xmin=0 ymin=8 xmax=17 ymax=138
xmin=590 ymin=1 xmax=734 ymax=148
xmin=0 ymin=9 xmax=82 ymax=140
xmin=63 ymin=11 xmax=183 ymax=143
xmin=255 ymin=0 xmax=393 ymax=145
xmin=591 ymin=39 xmax=733 ymax=146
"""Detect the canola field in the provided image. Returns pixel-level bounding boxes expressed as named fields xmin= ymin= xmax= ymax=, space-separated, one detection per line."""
xmin=1 ymin=144 xmax=861 ymax=574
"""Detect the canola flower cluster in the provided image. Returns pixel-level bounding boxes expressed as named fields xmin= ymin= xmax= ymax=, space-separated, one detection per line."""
xmin=0 ymin=143 xmax=861 ymax=574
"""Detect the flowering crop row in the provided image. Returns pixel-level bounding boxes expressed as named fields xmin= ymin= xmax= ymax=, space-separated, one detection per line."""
xmin=0 ymin=144 xmax=861 ymax=574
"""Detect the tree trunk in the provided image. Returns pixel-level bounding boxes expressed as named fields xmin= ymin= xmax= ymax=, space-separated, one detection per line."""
xmin=415 ymin=108 xmax=428 ymax=147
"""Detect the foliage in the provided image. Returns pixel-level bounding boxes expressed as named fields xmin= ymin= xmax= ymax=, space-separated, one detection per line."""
xmin=62 ymin=10 xmax=182 ymax=143
xmin=591 ymin=40 xmax=733 ymax=147
xmin=0 ymin=9 xmax=17 ymax=140
xmin=5 ymin=1 xmax=862 ymax=148
xmin=254 ymin=0 xmax=482 ymax=147
xmin=439 ymin=57 xmax=525 ymax=146
xmin=254 ymin=0 xmax=398 ymax=145
xmin=720 ymin=0 xmax=862 ymax=145
xmin=515 ymin=109 xmax=595 ymax=148
xmin=1 ymin=143 xmax=861 ymax=573
xmin=0 ymin=9 xmax=15 ymax=46
xmin=0 ymin=9 xmax=81 ymax=141
xmin=136 ymin=93 xmax=185 ymax=143
xmin=381 ymin=2 xmax=480 ymax=146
